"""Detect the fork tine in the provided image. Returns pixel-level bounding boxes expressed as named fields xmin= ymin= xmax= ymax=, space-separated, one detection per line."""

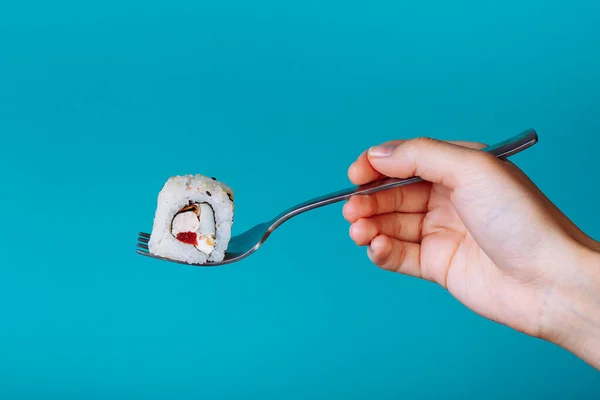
xmin=139 ymin=232 xmax=150 ymax=238
xmin=138 ymin=236 xmax=149 ymax=243
xmin=137 ymin=243 xmax=149 ymax=250
xmin=136 ymin=248 xmax=149 ymax=255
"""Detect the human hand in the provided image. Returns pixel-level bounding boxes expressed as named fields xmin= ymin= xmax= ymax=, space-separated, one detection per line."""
xmin=344 ymin=137 xmax=600 ymax=369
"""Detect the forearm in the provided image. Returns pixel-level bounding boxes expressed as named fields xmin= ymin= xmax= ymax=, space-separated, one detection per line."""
xmin=547 ymin=244 xmax=600 ymax=370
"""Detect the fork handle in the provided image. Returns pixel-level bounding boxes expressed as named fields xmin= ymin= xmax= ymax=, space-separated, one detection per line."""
xmin=270 ymin=129 xmax=538 ymax=228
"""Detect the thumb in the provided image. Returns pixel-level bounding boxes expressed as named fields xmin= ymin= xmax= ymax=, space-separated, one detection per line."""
xmin=367 ymin=138 xmax=495 ymax=189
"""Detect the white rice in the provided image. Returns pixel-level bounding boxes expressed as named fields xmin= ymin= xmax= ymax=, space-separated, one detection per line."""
xmin=148 ymin=174 xmax=234 ymax=263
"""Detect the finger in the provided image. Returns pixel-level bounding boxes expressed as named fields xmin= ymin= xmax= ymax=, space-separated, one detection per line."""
xmin=342 ymin=181 xmax=431 ymax=223
xmin=367 ymin=138 xmax=494 ymax=189
xmin=349 ymin=140 xmax=487 ymax=185
xmin=350 ymin=213 xmax=425 ymax=245
xmin=367 ymin=234 xmax=422 ymax=277
xmin=349 ymin=140 xmax=406 ymax=185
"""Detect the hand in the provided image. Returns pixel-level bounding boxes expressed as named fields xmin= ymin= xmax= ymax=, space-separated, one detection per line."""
xmin=344 ymin=137 xmax=600 ymax=369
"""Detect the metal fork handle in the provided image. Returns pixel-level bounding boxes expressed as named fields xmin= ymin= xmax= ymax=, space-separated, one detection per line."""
xmin=269 ymin=129 xmax=538 ymax=229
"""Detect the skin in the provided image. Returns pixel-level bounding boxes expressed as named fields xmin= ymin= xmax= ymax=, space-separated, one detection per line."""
xmin=344 ymin=137 xmax=600 ymax=370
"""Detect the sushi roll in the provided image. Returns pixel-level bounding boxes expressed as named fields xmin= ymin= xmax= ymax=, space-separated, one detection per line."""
xmin=148 ymin=175 xmax=234 ymax=264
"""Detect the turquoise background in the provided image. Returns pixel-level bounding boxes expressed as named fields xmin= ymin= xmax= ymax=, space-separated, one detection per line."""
xmin=1 ymin=0 xmax=599 ymax=398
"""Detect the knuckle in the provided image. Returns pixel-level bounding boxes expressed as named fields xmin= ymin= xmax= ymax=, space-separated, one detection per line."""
xmin=454 ymin=151 xmax=506 ymax=191
xmin=372 ymin=216 xmax=384 ymax=233
xmin=377 ymin=217 xmax=393 ymax=237
xmin=473 ymin=151 xmax=502 ymax=172
xmin=355 ymin=195 xmax=372 ymax=215
xmin=391 ymin=244 xmax=409 ymax=272
xmin=400 ymin=136 xmax=442 ymax=161
xmin=394 ymin=217 xmax=403 ymax=237
xmin=412 ymin=136 xmax=439 ymax=145
xmin=404 ymin=136 xmax=439 ymax=153
xmin=417 ymin=216 xmax=424 ymax=240
xmin=394 ymin=186 xmax=405 ymax=210
xmin=369 ymin=194 xmax=380 ymax=215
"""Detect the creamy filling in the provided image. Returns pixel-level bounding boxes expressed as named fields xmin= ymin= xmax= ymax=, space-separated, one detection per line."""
xmin=196 ymin=203 xmax=216 ymax=254
xmin=171 ymin=202 xmax=216 ymax=255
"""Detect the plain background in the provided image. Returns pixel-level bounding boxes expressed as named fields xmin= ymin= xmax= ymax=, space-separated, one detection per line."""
xmin=1 ymin=0 xmax=599 ymax=398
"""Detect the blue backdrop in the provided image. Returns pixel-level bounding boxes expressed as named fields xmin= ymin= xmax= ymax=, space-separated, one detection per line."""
xmin=1 ymin=0 xmax=599 ymax=398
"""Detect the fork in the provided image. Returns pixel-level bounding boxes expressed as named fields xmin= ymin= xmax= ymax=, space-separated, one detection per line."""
xmin=137 ymin=129 xmax=538 ymax=267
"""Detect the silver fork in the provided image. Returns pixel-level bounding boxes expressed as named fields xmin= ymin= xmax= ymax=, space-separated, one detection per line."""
xmin=137 ymin=129 xmax=538 ymax=267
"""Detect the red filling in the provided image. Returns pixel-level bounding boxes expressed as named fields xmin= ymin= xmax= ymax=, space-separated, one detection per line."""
xmin=176 ymin=231 xmax=197 ymax=245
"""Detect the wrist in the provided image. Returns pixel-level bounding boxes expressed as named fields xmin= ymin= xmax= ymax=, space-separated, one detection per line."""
xmin=545 ymin=242 xmax=600 ymax=369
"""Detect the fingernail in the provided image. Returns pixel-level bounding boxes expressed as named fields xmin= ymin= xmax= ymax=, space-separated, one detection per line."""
xmin=370 ymin=236 xmax=384 ymax=252
xmin=368 ymin=146 xmax=395 ymax=157
xmin=368 ymin=240 xmax=377 ymax=253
